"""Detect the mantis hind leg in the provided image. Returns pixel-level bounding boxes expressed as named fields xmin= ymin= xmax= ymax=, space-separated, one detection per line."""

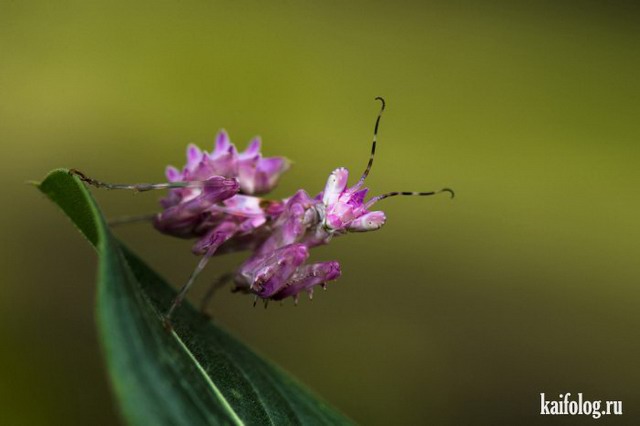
xmin=163 ymin=223 xmax=238 ymax=328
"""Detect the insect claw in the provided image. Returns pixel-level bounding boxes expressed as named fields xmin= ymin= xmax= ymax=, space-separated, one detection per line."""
xmin=253 ymin=296 xmax=258 ymax=307
xmin=294 ymin=295 xmax=299 ymax=306
xmin=162 ymin=316 xmax=174 ymax=333
xmin=322 ymin=282 xmax=327 ymax=290
xmin=263 ymin=299 xmax=269 ymax=309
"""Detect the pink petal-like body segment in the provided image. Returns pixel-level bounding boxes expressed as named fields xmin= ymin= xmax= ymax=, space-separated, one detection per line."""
xmin=155 ymin=131 xmax=388 ymax=303
xmin=155 ymin=130 xmax=290 ymax=243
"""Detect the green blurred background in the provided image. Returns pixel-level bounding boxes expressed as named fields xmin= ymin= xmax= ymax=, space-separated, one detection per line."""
xmin=2 ymin=1 xmax=639 ymax=424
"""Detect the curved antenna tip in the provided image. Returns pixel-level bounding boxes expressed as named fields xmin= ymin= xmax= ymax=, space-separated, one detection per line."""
xmin=440 ymin=188 xmax=455 ymax=199
xmin=374 ymin=96 xmax=386 ymax=111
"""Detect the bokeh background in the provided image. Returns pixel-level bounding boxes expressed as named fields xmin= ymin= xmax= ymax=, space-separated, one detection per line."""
xmin=2 ymin=1 xmax=639 ymax=424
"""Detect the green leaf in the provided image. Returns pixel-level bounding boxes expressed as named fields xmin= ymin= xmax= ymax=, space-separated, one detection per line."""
xmin=37 ymin=169 xmax=353 ymax=426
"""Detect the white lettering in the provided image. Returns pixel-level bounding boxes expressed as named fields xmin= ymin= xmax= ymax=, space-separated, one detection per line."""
xmin=540 ymin=393 xmax=550 ymax=415
xmin=539 ymin=393 xmax=622 ymax=420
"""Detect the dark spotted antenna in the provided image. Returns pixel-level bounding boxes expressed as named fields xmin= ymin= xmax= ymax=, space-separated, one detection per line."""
xmin=353 ymin=97 xmax=386 ymax=190
xmin=365 ymin=188 xmax=455 ymax=209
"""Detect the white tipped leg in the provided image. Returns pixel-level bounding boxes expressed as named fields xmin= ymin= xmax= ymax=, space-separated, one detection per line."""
xmin=70 ymin=168 xmax=210 ymax=192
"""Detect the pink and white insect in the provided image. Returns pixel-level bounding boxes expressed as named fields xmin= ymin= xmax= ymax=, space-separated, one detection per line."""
xmin=71 ymin=98 xmax=453 ymax=322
